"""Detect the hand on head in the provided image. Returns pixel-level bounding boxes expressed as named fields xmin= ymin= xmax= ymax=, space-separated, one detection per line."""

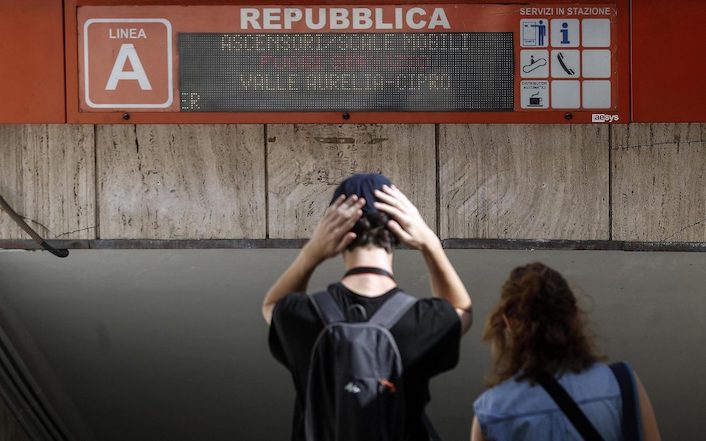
xmin=373 ymin=185 xmax=439 ymax=251
xmin=303 ymin=178 xmax=439 ymax=259
xmin=302 ymin=194 xmax=366 ymax=263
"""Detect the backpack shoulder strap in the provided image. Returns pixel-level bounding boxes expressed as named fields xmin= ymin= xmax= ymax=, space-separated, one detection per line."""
xmin=310 ymin=291 xmax=345 ymax=325
xmin=368 ymin=291 xmax=416 ymax=329
xmin=536 ymin=372 xmax=605 ymax=441
xmin=610 ymin=362 xmax=642 ymax=441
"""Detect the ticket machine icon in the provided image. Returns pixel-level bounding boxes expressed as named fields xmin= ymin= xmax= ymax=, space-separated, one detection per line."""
xmin=528 ymin=91 xmax=543 ymax=107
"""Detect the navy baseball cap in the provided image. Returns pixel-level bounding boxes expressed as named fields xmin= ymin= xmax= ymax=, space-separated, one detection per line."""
xmin=330 ymin=173 xmax=392 ymax=215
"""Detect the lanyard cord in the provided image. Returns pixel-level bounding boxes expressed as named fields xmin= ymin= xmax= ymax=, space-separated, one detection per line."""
xmin=343 ymin=267 xmax=395 ymax=281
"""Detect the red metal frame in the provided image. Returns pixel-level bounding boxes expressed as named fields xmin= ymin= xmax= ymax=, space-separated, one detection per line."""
xmin=65 ymin=0 xmax=630 ymax=124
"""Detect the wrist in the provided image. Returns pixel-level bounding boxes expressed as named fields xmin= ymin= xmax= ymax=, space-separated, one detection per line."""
xmin=419 ymin=230 xmax=442 ymax=253
xmin=299 ymin=242 xmax=326 ymax=266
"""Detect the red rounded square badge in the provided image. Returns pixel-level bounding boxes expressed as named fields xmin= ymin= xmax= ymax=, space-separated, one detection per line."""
xmin=81 ymin=18 xmax=173 ymax=110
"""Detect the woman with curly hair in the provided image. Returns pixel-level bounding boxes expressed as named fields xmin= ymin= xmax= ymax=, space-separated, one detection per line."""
xmin=471 ymin=262 xmax=660 ymax=441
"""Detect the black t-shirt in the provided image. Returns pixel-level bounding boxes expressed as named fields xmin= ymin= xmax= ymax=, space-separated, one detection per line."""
xmin=269 ymin=282 xmax=461 ymax=441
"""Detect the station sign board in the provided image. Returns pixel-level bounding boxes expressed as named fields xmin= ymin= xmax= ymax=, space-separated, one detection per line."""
xmin=72 ymin=3 xmax=627 ymax=123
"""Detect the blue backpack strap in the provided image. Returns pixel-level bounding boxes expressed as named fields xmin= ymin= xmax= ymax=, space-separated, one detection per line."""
xmin=311 ymin=291 xmax=345 ymax=325
xmin=610 ymin=361 xmax=643 ymax=441
xmin=368 ymin=291 xmax=416 ymax=329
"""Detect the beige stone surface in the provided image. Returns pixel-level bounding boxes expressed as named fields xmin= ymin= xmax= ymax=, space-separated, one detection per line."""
xmin=267 ymin=124 xmax=436 ymax=238
xmin=97 ymin=125 xmax=265 ymax=239
xmin=612 ymin=123 xmax=706 ymax=241
xmin=6 ymin=122 xmax=704 ymax=245
xmin=439 ymin=124 xmax=610 ymax=240
xmin=0 ymin=125 xmax=96 ymax=239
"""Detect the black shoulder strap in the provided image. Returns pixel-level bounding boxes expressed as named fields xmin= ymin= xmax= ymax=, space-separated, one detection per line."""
xmin=311 ymin=291 xmax=345 ymax=325
xmin=610 ymin=362 xmax=642 ymax=441
xmin=368 ymin=291 xmax=416 ymax=329
xmin=536 ymin=373 xmax=605 ymax=441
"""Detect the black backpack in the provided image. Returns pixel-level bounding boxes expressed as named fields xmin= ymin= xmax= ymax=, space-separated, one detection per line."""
xmin=304 ymin=290 xmax=416 ymax=441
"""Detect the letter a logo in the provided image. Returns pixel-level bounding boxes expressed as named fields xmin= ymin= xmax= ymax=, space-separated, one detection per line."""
xmin=106 ymin=44 xmax=153 ymax=90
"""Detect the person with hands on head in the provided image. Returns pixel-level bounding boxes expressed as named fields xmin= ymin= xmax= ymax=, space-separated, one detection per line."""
xmin=263 ymin=173 xmax=472 ymax=441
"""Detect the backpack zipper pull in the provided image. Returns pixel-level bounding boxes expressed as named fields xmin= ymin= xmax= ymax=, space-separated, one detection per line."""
xmin=378 ymin=379 xmax=397 ymax=393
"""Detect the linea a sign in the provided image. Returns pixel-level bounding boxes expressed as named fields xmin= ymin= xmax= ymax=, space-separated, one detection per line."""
xmin=83 ymin=18 xmax=173 ymax=109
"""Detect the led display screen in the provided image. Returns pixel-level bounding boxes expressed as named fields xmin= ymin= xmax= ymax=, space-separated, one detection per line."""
xmin=178 ymin=32 xmax=514 ymax=112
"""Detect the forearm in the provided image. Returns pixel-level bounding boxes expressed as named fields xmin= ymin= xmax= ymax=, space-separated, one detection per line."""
xmin=262 ymin=248 xmax=321 ymax=324
xmin=421 ymin=239 xmax=472 ymax=312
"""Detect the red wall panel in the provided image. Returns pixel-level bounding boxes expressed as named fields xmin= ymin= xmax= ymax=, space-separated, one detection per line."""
xmin=0 ymin=0 xmax=65 ymax=123
xmin=632 ymin=0 xmax=706 ymax=122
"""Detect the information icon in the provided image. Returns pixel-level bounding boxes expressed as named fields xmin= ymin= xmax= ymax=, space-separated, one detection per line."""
xmin=551 ymin=19 xmax=579 ymax=47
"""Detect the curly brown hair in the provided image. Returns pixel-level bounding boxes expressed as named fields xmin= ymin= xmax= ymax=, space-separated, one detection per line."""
xmin=347 ymin=212 xmax=398 ymax=253
xmin=483 ymin=262 xmax=602 ymax=386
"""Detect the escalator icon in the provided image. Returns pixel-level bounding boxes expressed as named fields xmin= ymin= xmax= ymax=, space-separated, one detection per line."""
xmin=522 ymin=56 xmax=548 ymax=74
